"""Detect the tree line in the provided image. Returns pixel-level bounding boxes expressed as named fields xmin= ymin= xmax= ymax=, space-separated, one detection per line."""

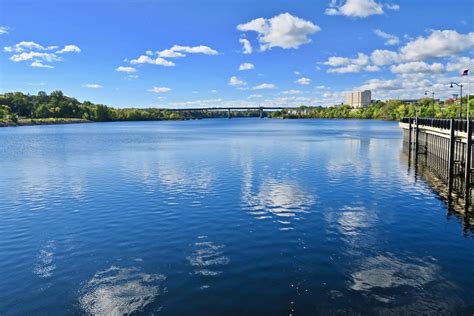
xmin=1 ymin=91 xmax=473 ymax=123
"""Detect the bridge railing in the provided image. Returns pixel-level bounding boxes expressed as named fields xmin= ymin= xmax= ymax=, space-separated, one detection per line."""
xmin=400 ymin=117 xmax=469 ymax=133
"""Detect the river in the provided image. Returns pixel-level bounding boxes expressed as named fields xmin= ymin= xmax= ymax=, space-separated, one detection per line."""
xmin=0 ymin=119 xmax=473 ymax=315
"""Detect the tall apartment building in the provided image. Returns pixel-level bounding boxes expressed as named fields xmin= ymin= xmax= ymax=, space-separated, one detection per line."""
xmin=345 ymin=90 xmax=371 ymax=108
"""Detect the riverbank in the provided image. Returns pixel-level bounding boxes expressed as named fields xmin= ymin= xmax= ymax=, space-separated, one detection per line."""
xmin=0 ymin=118 xmax=92 ymax=127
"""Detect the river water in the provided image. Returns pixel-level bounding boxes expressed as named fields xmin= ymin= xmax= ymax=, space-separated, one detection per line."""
xmin=0 ymin=119 xmax=473 ymax=315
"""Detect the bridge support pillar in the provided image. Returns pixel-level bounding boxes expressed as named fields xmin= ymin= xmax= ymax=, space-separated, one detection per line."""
xmin=227 ymin=108 xmax=231 ymax=119
xmin=259 ymin=108 xmax=263 ymax=119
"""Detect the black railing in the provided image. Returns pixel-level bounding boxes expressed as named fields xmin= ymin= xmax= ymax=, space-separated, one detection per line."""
xmin=400 ymin=117 xmax=469 ymax=133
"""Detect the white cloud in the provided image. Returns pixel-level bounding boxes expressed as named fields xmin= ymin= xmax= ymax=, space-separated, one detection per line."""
xmin=157 ymin=49 xmax=186 ymax=58
xmin=239 ymin=38 xmax=253 ymax=54
xmin=130 ymin=55 xmax=175 ymax=67
xmin=239 ymin=62 xmax=255 ymax=71
xmin=370 ymin=49 xmax=400 ymax=65
xmin=0 ymin=26 xmax=9 ymax=35
xmin=295 ymin=77 xmax=311 ymax=85
xmin=364 ymin=65 xmax=380 ymax=72
xmin=237 ymin=13 xmax=320 ymax=51
xmin=324 ymin=53 xmax=370 ymax=73
xmin=170 ymin=45 xmax=218 ymax=55
xmin=390 ymin=61 xmax=445 ymax=74
xmin=83 ymin=84 xmax=102 ymax=89
xmin=228 ymin=76 xmax=247 ymax=86
xmin=399 ymin=30 xmax=474 ymax=61
xmin=10 ymin=51 xmax=62 ymax=63
xmin=248 ymin=94 xmax=263 ymax=98
xmin=294 ymin=71 xmax=301 ymax=75
xmin=31 ymin=61 xmax=54 ymax=68
xmin=253 ymin=83 xmax=276 ymax=90
xmin=315 ymin=85 xmax=328 ymax=89
xmin=328 ymin=64 xmax=362 ymax=73
xmin=373 ymin=29 xmax=400 ymax=46
xmin=446 ymin=56 xmax=474 ymax=72
xmin=149 ymin=86 xmax=171 ymax=93
xmin=324 ymin=56 xmax=350 ymax=67
xmin=56 ymin=45 xmax=81 ymax=54
xmin=325 ymin=0 xmax=398 ymax=18
xmin=4 ymin=41 xmax=57 ymax=53
xmin=4 ymin=41 xmax=80 ymax=68
xmin=116 ymin=66 xmax=137 ymax=73
xmin=130 ymin=45 xmax=217 ymax=68
xmin=211 ymin=90 xmax=218 ymax=93
xmin=282 ymin=89 xmax=303 ymax=95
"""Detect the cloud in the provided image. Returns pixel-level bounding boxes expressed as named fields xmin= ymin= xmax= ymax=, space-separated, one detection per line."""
xmin=328 ymin=64 xmax=363 ymax=73
xmin=130 ymin=55 xmax=175 ymax=67
xmin=4 ymin=41 xmax=80 ymax=68
xmin=56 ymin=45 xmax=81 ymax=53
xmin=116 ymin=66 xmax=137 ymax=73
xmin=0 ymin=26 xmax=9 ymax=35
xmin=282 ymin=89 xmax=303 ymax=95
xmin=446 ymin=56 xmax=474 ymax=72
xmin=83 ymin=84 xmax=102 ymax=89
xmin=253 ymin=83 xmax=276 ymax=90
xmin=10 ymin=51 xmax=61 ymax=63
xmin=325 ymin=0 xmax=398 ymax=18
xmin=130 ymin=44 xmax=218 ymax=68
xmin=170 ymin=45 xmax=218 ymax=55
xmin=295 ymin=77 xmax=311 ymax=85
xmin=157 ymin=49 xmax=186 ymax=58
xmin=324 ymin=56 xmax=350 ymax=67
xmin=4 ymin=41 xmax=57 ymax=53
xmin=399 ymin=30 xmax=474 ymax=61
xmin=239 ymin=38 xmax=253 ymax=54
xmin=237 ymin=13 xmax=320 ymax=51
xmin=31 ymin=61 xmax=54 ymax=68
xmin=239 ymin=62 xmax=254 ymax=71
xmin=228 ymin=76 xmax=247 ymax=86
xmin=390 ymin=61 xmax=445 ymax=74
xmin=324 ymin=53 xmax=370 ymax=73
xmin=370 ymin=49 xmax=400 ymax=65
xmin=149 ymin=87 xmax=171 ymax=93
xmin=373 ymin=29 xmax=400 ymax=46
xmin=364 ymin=65 xmax=380 ymax=72
xmin=248 ymin=94 xmax=263 ymax=98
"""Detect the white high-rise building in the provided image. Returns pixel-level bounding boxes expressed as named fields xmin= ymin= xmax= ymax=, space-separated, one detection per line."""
xmin=345 ymin=90 xmax=371 ymax=108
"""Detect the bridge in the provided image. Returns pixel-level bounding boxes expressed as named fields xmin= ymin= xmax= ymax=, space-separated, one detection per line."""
xmin=165 ymin=106 xmax=298 ymax=119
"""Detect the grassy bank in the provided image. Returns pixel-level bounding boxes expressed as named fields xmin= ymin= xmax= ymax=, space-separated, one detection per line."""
xmin=0 ymin=118 xmax=92 ymax=127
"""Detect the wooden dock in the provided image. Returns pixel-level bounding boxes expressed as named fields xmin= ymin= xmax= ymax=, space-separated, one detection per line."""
xmin=399 ymin=117 xmax=473 ymax=208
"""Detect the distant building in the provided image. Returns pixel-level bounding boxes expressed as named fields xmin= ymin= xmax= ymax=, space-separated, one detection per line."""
xmin=345 ymin=90 xmax=371 ymax=108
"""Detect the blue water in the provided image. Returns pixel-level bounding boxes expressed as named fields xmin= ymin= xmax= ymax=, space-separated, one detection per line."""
xmin=0 ymin=119 xmax=473 ymax=315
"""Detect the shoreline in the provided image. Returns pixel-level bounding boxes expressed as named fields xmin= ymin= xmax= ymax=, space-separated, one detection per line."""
xmin=0 ymin=116 xmax=398 ymax=127
xmin=0 ymin=118 xmax=92 ymax=127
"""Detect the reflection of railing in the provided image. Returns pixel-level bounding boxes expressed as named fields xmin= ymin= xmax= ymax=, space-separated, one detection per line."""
xmin=399 ymin=117 xmax=473 ymax=209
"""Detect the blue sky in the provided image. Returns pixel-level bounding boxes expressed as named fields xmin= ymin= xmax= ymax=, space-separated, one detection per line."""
xmin=0 ymin=0 xmax=472 ymax=108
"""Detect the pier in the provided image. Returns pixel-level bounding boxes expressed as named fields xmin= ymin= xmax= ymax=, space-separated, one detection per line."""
xmin=400 ymin=117 xmax=473 ymax=209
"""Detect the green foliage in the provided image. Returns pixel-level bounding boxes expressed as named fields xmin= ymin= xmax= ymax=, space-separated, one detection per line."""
xmin=1 ymin=91 xmax=473 ymax=123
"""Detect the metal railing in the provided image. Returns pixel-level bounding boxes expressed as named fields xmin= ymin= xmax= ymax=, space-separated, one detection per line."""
xmin=400 ymin=117 xmax=469 ymax=132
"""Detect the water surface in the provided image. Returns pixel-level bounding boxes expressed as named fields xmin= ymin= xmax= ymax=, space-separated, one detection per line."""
xmin=0 ymin=119 xmax=473 ymax=315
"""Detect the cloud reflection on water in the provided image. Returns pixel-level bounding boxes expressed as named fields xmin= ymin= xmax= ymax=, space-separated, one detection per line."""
xmin=79 ymin=266 xmax=166 ymax=316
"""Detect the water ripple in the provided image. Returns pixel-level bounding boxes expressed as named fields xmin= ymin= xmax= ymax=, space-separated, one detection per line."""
xmin=79 ymin=266 xmax=166 ymax=315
